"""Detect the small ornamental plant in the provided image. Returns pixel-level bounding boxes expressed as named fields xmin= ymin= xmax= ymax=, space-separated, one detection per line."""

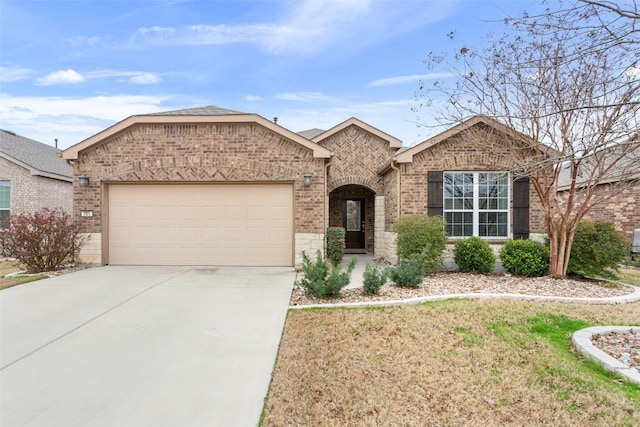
xmin=362 ymin=263 xmax=388 ymax=295
xmin=500 ymin=239 xmax=549 ymax=277
xmin=453 ymin=236 xmax=495 ymax=274
xmin=297 ymin=250 xmax=357 ymax=298
xmin=0 ymin=208 xmax=86 ymax=273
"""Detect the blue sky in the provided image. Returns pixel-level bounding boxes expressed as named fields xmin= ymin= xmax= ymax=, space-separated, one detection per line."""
xmin=0 ymin=0 xmax=545 ymax=149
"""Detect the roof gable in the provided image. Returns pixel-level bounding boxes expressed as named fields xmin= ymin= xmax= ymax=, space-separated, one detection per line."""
xmin=395 ymin=115 xmax=542 ymax=163
xmin=62 ymin=106 xmax=331 ymax=160
xmin=311 ymin=117 xmax=402 ymax=148
xmin=0 ymin=129 xmax=72 ymax=181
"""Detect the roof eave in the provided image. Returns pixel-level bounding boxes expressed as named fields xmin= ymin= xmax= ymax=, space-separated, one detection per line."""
xmin=0 ymin=152 xmax=73 ymax=182
xmin=312 ymin=117 xmax=402 ymax=148
xmin=62 ymin=114 xmax=331 ymax=160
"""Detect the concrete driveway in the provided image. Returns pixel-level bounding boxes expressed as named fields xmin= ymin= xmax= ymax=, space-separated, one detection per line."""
xmin=0 ymin=265 xmax=295 ymax=427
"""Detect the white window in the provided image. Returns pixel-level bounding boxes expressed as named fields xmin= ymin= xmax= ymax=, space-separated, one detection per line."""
xmin=0 ymin=181 xmax=9 ymax=229
xmin=443 ymin=172 xmax=509 ymax=238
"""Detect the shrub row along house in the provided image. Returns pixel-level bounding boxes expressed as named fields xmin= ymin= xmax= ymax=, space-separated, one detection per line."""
xmin=61 ymin=106 xmax=552 ymax=267
xmin=0 ymin=129 xmax=72 ymax=229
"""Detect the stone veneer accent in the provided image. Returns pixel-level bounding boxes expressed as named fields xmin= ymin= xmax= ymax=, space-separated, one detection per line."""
xmin=77 ymin=233 xmax=101 ymax=265
xmin=0 ymin=156 xmax=72 ymax=215
xmin=295 ymin=233 xmax=325 ymax=267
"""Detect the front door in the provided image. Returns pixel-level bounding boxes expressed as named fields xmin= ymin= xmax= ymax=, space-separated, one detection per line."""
xmin=343 ymin=199 xmax=365 ymax=251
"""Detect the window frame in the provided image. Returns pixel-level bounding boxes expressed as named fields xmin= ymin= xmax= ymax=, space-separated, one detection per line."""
xmin=442 ymin=171 xmax=510 ymax=239
xmin=0 ymin=180 xmax=10 ymax=229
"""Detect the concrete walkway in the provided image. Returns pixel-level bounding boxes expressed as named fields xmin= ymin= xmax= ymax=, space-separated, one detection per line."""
xmin=1 ymin=266 xmax=295 ymax=427
xmin=342 ymin=253 xmax=376 ymax=290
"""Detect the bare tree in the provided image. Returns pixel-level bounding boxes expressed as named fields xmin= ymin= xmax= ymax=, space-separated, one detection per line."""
xmin=418 ymin=1 xmax=640 ymax=278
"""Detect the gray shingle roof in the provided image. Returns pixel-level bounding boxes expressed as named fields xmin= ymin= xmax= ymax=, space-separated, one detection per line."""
xmin=149 ymin=105 xmax=249 ymax=116
xmin=297 ymin=128 xmax=326 ymax=139
xmin=0 ymin=129 xmax=72 ymax=180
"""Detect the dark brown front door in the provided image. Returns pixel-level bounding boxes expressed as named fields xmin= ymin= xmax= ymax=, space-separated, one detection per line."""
xmin=343 ymin=199 xmax=365 ymax=251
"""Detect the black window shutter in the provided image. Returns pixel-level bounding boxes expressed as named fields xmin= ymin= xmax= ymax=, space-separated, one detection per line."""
xmin=512 ymin=176 xmax=530 ymax=239
xmin=427 ymin=171 xmax=443 ymax=217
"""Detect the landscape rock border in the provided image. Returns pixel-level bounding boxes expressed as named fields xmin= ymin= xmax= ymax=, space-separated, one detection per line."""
xmin=290 ymin=284 xmax=640 ymax=309
xmin=572 ymin=326 xmax=640 ymax=385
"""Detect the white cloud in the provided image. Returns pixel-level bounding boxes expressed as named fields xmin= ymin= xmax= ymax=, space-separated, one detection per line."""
xmin=276 ymin=92 xmax=334 ymax=102
xmin=368 ymin=73 xmax=456 ymax=87
xmin=128 ymin=73 xmax=161 ymax=84
xmin=0 ymin=66 xmax=36 ymax=83
xmin=0 ymin=93 xmax=201 ymax=148
xmin=243 ymin=95 xmax=263 ymax=102
xmin=36 ymin=69 xmax=86 ymax=86
xmin=124 ymin=0 xmax=458 ymax=56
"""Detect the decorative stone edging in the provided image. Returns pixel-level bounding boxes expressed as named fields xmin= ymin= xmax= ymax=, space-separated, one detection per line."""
xmin=289 ymin=284 xmax=640 ymax=310
xmin=572 ymin=326 xmax=640 ymax=386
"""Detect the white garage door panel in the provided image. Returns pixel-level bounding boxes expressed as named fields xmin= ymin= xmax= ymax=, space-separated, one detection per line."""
xmin=108 ymin=184 xmax=293 ymax=266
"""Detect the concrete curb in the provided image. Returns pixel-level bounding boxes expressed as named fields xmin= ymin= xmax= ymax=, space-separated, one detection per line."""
xmin=290 ymin=284 xmax=640 ymax=310
xmin=572 ymin=326 xmax=640 ymax=385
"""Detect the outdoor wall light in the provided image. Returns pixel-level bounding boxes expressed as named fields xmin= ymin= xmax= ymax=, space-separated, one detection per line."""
xmin=78 ymin=174 xmax=90 ymax=187
xmin=303 ymin=173 xmax=313 ymax=187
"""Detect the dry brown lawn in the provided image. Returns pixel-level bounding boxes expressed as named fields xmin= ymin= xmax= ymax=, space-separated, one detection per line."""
xmin=0 ymin=259 xmax=46 ymax=290
xmin=263 ymin=299 xmax=640 ymax=427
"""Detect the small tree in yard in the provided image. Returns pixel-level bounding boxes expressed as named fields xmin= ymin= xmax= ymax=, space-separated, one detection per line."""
xmin=418 ymin=0 xmax=640 ymax=277
xmin=0 ymin=208 xmax=85 ymax=273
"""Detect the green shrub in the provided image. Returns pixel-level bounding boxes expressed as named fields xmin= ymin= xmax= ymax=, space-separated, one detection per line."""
xmin=326 ymin=227 xmax=345 ymax=266
xmin=568 ymin=220 xmax=628 ymax=279
xmin=297 ymin=250 xmax=356 ymax=297
xmin=389 ymin=253 xmax=426 ymax=288
xmin=453 ymin=236 xmax=495 ymax=274
xmin=362 ymin=263 xmax=388 ymax=294
xmin=396 ymin=215 xmax=447 ymax=270
xmin=500 ymin=239 xmax=549 ymax=277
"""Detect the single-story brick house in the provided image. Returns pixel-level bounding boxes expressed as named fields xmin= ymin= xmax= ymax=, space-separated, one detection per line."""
xmin=62 ymin=106 xmax=546 ymax=266
xmin=0 ymin=129 xmax=73 ymax=228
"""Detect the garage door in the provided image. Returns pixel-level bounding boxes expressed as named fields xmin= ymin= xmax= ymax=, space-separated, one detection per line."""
xmin=108 ymin=184 xmax=293 ymax=266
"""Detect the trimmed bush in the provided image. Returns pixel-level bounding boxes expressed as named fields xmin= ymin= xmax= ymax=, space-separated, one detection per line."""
xmin=453 ymin=236 xmax=495 ymax=274
xmin=389 ymin=252 xmax=426 ymax=288
xmin=500 ymin=239 xmax=549 ymax=277
xmin=568 ymin=220 xmax=628 ymax=279
xmin=297 ymin=250 xmax=357 ymax=297
xmin=0 ymin=208 xmax=85 ymax=273
xmin=396 ymin=215 xmax=447 ymax=271
xmin=362 ymin=263 xmax=388 ymax=295
xmin=326 ymin=227 xmax=345 ymax=266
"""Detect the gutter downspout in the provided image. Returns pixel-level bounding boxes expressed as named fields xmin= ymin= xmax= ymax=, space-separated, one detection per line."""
xmin=324 ymin=154 xmax=334 ymax=254
xmin=389 ymin=159 xmax=401 ymax=220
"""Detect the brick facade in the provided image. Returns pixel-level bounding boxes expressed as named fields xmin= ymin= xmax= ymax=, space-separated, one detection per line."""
xmin=579 ymin=181 xmax=640 ymax=243
xmin=318 ymin=125 xmax=397 ymax=194
xmin=74 ymin=123 xmax=325 ymax=236
xmin=395 ymin=127 xmax=546 ymax=236
xmin=0 ymin=156 xmax=72 ymax=215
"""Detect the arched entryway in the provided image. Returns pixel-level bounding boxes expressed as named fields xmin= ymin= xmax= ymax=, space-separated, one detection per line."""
xmin=329 ymin=185 xmax=375 ymax=253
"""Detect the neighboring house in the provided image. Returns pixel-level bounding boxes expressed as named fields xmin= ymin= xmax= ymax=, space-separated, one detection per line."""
xmin=0 ymin=129 xmax=73 ymax=228
xmin=61 ymin=107 xmax=546 ymax=266
xmin=557 ymin=141 xmax=640 ymax=243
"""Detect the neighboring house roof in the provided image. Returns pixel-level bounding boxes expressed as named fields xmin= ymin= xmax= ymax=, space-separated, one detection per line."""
xmin=311 ymin=117 xmax=403 ymax=148
xmin=149 ymin=105 xmax=248 ymax=116
xmin=297 ymin=128 xmax=326 ymax=139
xmin=557 ymin=140 xmax=640 ymax=190
xmin=0 ymin=129 xmax=72 ymax=182
xmin=62 ymin=105 xmax=331 ymax=160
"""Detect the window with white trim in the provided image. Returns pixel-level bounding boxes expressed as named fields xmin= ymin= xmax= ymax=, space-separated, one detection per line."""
xmin=0 ymin=181 xmax=10 ymax=229
xmin=443 ymin=172 xmax=509 ymax=238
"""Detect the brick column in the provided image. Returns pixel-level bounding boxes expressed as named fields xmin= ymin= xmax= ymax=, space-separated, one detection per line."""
xmin=374 ymin=196 xmax=385 ymax=258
